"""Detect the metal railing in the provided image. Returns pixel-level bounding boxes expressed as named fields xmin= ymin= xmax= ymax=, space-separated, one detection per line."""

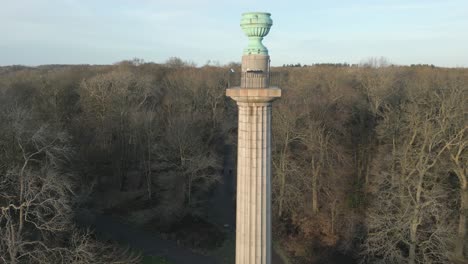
xmin=228 ymin=71 xmax=281 ymax=88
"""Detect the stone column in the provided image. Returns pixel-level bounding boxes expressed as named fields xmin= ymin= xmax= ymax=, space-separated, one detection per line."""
xmin=226 ymin=11 xmax=280 ymax=264
xmin=226 ymin=88 xmax=281 ymax=264
xmin=237 ymin=101 xmax=271 ymax=264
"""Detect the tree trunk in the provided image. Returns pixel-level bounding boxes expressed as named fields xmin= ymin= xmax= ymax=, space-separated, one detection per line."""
xmin=409 ymin=215 xmax=418 ymax=264
xmin=310 ymin=156 xmax=321 ymax=215
xmin=17 ymin=158 xmax=28 ymax=245
xmin=146 ymin=133 xmax=152 ymax=200
xmin=364 ymin=162 xmax=370 ymax=187
xmin=330 ymin=199 xmax=337 ymax=235
xmin=278 ymin=133 xmax=289 ymax=218
xmin=278 ymin=171 xmax=285 ymax=217
xmin=9 ymin=224 xmax=17 ymax=264
xmin=312 ymin=170 xmax=318 ymax=214
xmin=455 ymin=188 xmax=468 ymax=258
xmin=409 ymin=171 xmax=424 ymax=264
xmin=188 ymin=174 xmax=192 ymax=205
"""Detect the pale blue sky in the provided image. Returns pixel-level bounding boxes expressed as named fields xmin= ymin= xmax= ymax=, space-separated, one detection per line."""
xmin=1 ymin=0 xmax=467 ymax=67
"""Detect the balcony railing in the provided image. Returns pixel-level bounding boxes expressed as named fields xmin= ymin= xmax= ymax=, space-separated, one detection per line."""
xmin=228 ymin=71 xmax=281 ymax=88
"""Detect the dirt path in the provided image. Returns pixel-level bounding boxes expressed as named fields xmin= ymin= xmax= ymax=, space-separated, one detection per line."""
xmin=75 ymin=143 xmax=284 ymax=264
xmin=78 ymin=211 xmax=284 ymax=264
xmin=76 ymin=212 xmax=218 ymax=264
xmin=206 ymin=144 xmax=236 ymax=228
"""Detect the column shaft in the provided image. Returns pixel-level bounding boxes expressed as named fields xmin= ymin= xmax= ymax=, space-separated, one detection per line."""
xmin=236 ymin=102 xmax=272 ymax=264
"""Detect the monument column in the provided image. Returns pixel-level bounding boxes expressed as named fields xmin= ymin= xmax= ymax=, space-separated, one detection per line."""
xmin=226 ymin=12 xmax=281 ymax=264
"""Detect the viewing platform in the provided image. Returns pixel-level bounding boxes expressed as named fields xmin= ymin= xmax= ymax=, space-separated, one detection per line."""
xmin=228 ymin=71 xmax=282 ymax=89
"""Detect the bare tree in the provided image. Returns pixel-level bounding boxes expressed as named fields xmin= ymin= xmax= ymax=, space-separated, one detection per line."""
xmin=0 ymin=107 xmax=141 ymax=264
xmin=363 ymin=77 xmax=461 ymax=264
xmin=272 ymin=100 xmax=301 ymax=218
xmin=79 ymin=70 xmax=154 ymax=191
xmin=434 ymin=77 xmax=468 ymax=260
xmin=160 ymin=112 xmax=221 ymax=206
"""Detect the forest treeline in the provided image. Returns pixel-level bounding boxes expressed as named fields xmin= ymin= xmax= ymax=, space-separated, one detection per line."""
xmin=0 ymin=59 xmax=466 ymax=264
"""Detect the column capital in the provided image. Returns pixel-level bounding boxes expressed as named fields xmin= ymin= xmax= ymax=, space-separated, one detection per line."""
xmin=226 ymin=87 xmax=281 ymax=104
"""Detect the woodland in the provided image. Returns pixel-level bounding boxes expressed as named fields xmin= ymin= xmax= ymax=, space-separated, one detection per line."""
xmin=0 ymin=58 xmax=466 ymax=264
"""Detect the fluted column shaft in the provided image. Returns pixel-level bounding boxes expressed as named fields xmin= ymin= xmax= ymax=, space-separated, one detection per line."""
xmin=236 ymin=101 xmax=272 ymax=264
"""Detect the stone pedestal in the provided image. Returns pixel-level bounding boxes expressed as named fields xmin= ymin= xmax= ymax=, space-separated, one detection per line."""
xmin=226 ymin=88 xmax=281 ymax=264
xmin=242 ymin=55 xmax=270 ymax=72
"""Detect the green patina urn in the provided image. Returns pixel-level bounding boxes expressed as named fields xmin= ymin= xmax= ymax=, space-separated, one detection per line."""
xmin=240 ymin=12 xmax=273 ymax=55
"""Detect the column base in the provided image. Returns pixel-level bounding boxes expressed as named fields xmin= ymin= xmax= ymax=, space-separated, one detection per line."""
xmin=226 ymin=87 xmax=281 ymax=103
